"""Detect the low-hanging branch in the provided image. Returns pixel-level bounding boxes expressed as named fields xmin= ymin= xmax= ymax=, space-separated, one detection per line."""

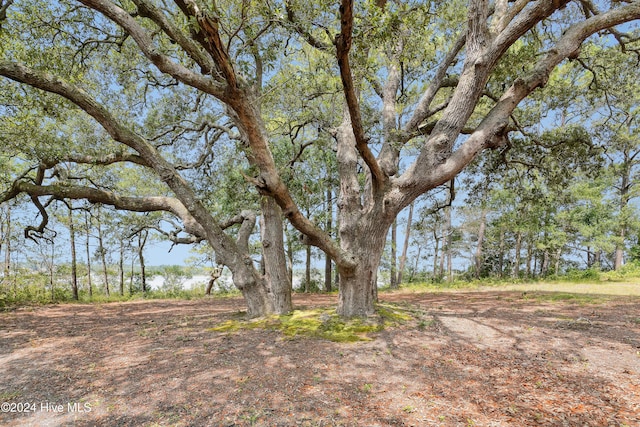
xmin=1 ymin=180 xmax=208 ymax=241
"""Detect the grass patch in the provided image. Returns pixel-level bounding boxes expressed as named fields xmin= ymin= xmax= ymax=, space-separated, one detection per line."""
xmin=210 ymin=303 xmax=420 ymax=342
xmin=0 ymin=391 xmax=21 ymax=400
xmin=520 ymin=291 xmax=606 ymax=304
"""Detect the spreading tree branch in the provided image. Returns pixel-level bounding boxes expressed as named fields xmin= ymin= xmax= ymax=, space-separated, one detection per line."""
xmin=335 ymin=0 xmax=386 ymax=190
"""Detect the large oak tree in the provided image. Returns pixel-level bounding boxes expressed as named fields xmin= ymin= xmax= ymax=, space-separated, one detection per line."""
xmin=1 ymin=0 xmax=639 ymax=316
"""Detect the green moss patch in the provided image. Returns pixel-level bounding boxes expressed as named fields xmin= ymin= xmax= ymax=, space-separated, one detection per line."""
xmin=209 ymin=303 xmax=422 ymax=342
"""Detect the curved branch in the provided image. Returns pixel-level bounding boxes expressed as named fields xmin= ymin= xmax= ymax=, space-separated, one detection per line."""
xmin=2 ymin=180 xmax=208 ymax=240
xmin=174 ymin=0 xmax=238 ymax=89
xmin=403 ymin=32 xmax=466 ymax=133
xmin=394 ymin=1 xmax=640 ymax=207
xmin=131 ymin=0 xmax=216 ymax=75
xmin=335 ymin=0 xmax=386 ymax=190
xmin=77 ymin=0 xmax=227 ymax=98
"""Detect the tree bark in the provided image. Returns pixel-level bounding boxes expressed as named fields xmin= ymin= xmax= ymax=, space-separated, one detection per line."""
xmin=260 ymin=196 xmax=292 ymax=314
xmin=336 ymin=222 xmax=388 ymax=317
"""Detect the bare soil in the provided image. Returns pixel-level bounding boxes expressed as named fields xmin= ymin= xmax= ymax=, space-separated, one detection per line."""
xmin=1 ymin=290 xmax=639 ymax=427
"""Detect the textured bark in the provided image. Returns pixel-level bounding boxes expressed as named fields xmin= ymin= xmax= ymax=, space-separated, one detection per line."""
xmin=260 ymin=197 xmax=292 ymax=314
xmin=336 ymin=221 xmax=389 ymax=317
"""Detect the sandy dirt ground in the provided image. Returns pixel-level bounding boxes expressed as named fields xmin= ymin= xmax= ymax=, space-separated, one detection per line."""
xmin=1 ymin=290 xmax=639 ymax=426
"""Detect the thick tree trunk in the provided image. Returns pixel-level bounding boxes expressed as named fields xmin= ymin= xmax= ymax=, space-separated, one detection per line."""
xmin=260 ymin=197 xmax=291 ymax=314
xmin=336 ymin=225 xmax=388 ymax=317
xmin=237 ymin=277 xmax=274 ymax=318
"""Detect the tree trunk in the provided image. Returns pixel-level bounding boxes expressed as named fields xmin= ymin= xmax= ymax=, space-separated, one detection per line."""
xmin=513 ymin=231 xmax=522 ymax=279
xmin=96 ymin=209 xmax=109 ymax=297
xmin=498 ymin=227 xmax=505 ymax=278
xmin=129 ymin=250 xmax=135 ymax=295
xmin=397 ymin=202 xmax=414 ymax=285
xmin=389 ymin=220 xmax=398 ymax=289
xmin=410 ymin=246 xmax=421 ymax=282
xmin=286 ymin=228 xmax=294 ymax=287
xmin=205 ymin=267 xmax=222 ymax=295
xmin=260 ymin=197 xmax=292 ymax=314
xmin=138 ymin=230 xmax=148 ymax=293
xmin=614 ymin=156 xmax=632 ymax=270
xmin=541 ymin=250 xmax=550 ymax=276
xmin=68 ymin=204 xmax=79 ymax=300
xmin=526 ymin=238 xmax=533 ymax=278
xmin=119 ymin=240 xmax=125 ymax=296
xmin=49 ymin=241 xmax=55 ymax=302
xmin=3 ymin=206 xmax=11 ymax=284
xmin=433 ymin=229 xmax=440 ymax=279
xmin=85 ymin=210 xmax=92 ymax=298
xmin=336 ymin=225 xmax=388 ymax=317
xmin=305 ymin=245 xmax=311 ymax=293
xmin=324 ymin=183 xmax=333 ymax=293
xmin=474 ymin=210 xmax=487 ymax=279
xmin=554 ymin=247 xmax=562 ymax=276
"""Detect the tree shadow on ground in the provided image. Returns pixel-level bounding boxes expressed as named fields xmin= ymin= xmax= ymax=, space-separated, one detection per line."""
xmin=0 ymin=292 xmax=638 ymax=426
